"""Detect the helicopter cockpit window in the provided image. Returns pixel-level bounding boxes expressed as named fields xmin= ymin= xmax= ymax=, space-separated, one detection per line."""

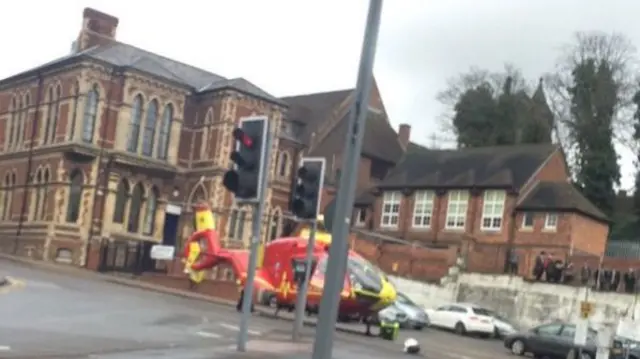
xmin=347 ymin=255 xmax=383 ymax=292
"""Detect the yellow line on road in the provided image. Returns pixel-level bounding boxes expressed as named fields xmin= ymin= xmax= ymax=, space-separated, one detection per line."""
xmin=0 ymin=276 xmax=25 ymax=294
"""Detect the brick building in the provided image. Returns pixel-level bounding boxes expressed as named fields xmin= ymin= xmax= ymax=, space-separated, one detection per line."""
xmin=0 ymin=8 xmax=310 ymax=265
xmin=350 ymin=144 xmax=610 ymax=276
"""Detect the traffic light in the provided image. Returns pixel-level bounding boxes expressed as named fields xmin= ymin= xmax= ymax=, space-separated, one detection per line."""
xmin=223 ymin=116 xmax=268 ymax=202
xmin=291 ymin=157 xmax=326 ymax=220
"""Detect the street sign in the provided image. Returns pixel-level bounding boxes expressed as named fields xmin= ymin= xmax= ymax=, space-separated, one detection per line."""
xmin=150 ymin=245 xmax=175 ymax=260
xmin=580 ymin=301 xmax=594 ymax=319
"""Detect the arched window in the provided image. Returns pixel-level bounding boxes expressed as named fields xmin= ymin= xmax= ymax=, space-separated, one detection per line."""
xmin=7 ymin=97 xmax=16 ymax=150
xmin=143 ymin=186 xmax=158 ymax=235
xmin=32 ymin=169 xmax=42 ymax=220
xmin=200 ymin=110 xmax=214 ymax=159
xmin=227 ymin=208 xmax=246 ymax=241
xmin=82 ymin=84 xmax=99 ymax=143
xmin=269 ymin=210 xmax=280 ymax=241
xmin=278 ymin=152 xmax=289 ymax=177
xmin=2 ymin=173 xmax=11 ymax=220
xmin=50 ymin=85 xmax=61 ymax=143
xmin=18 ymin=94 xmax=30 ymax=147
xmin=43 ymin=87 xmax=55 ymax=144
xmin=66 ymin=169 xmax=83 ymax=223
xmin=69 ymin=82 xmax=80 ymax=141
xmin=157 ymin=104 xmax=173 ymax=159
xmin=142 ymin=99 xmax=158 ymax=156
xmin=112 ymin=179 xmax=129 ymax=224
xmin=127 ymin=183 xmax=144 ymax=233
xmin=39 ymin=168 xmax=50 ymax=220
xmin=127 ymin=95 xmax=143 ymax=152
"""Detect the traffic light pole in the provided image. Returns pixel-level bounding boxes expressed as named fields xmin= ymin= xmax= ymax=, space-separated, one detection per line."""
xmin=237 ymin=120 xmax=273 ymax=352
xmin=311 ymin=1 xmax=383 ymax=359
xmin=292 ymin=219 xmax=317 ymax=341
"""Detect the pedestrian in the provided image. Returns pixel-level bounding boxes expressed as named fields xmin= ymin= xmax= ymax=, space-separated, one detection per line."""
xmin=533 ymin=251 xmax=545 ymax=281
xmin=507 ymin=249 xmax=519 ymax=275
xmin=580 ymin=263 xmax=591 ymax=286
xmin=623 ymin=268 xmax=636 ymax=293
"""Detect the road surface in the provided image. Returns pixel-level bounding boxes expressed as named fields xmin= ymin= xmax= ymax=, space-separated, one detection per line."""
xmin=0 ymin=259 xmax=514 ymax=359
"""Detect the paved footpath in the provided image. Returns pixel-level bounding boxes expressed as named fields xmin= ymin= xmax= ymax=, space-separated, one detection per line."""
xmin=0 ymin=254 xmax=513 ymax=359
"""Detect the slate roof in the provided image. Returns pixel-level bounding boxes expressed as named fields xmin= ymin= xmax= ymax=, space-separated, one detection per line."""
xmin=517 ymin=181 xmax=608 ymax=222
xmin=282 ymin=89 xmax=405 ymax=164
xmin=379 ymin=144 xmax=558 ymax=190
xmin=2 ymin=42 xmax=283 ymax=105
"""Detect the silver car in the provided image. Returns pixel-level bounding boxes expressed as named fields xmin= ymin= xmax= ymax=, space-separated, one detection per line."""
xmin=378 ymin=292 xmax=429 ymax=330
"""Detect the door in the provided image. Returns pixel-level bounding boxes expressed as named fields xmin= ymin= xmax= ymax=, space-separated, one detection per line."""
xmin=529 ymin=323 xmax=563 ymax=356
xmin=448 ymin=305 xmax=468 ymax=328
xmin=163 ymin=213 xmax=179 ymax=246
xmin=431 ymin=305 xmax=450 ymax=327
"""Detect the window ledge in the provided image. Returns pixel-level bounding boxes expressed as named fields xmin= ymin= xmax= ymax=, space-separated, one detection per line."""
xmin=444 ymin=228 xmax=465 ymax=232
xmin=411 ymin=226 xmax=432 ymax=231
xmin=520 ymin=227 xmax=533 ymax=232
xmin=542 ymin=228 xmax=557 ymax=233
xmin=481 ymin=228 xmax=501 ymax=233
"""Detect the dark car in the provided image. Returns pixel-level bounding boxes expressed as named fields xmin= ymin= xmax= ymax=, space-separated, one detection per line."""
xmin=504 ymin=322 xmax=632 ymax=359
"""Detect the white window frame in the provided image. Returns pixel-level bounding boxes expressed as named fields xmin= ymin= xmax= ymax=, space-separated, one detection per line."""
xmin=412 ymin=190 xmax=434 ymax=229
xmin=355 ymin=208 xmax=367 ymax=227
xmin=380 ymin=191 xmax=401 ymax=228
xmin=521 ymin=212 xmax=534 ymax=230
xmin=445 ymin=190 xmax=469 ymax=230
xmin=481 ymin=190 xmax=506 ymax=231
xmin=544 ymin=213 xmax=558 ymax=231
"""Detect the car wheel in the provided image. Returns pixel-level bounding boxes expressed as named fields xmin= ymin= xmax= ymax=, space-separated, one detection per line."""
xmin=454 ymin=322 xmax=467 ymax=335
xmin=510 ymin=339 xmax=525 ymax=356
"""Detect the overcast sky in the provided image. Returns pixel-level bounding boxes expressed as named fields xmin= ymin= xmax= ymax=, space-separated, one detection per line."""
xmin=2 ymin=0 xmax=639 ymax=190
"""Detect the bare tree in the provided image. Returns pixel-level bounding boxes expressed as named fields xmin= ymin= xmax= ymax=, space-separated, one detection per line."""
xmin=544 ymin=31 xmax=639 ymax=158
xmin=436 ymin=63 xmax=532 ymax=134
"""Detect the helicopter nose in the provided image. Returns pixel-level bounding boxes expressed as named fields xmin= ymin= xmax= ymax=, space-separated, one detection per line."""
xmin=379 ymin=279 xmax=397 ymax=305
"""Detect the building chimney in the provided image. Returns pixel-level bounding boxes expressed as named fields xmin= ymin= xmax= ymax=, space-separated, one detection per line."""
xmin=398 ymin=123 xmax=411 ymax=150
xmin=75 ymin=8 xmax=119 ymax=52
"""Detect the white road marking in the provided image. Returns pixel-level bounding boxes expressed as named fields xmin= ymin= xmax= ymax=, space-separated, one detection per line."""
xmin=220 ymin=323 xmax=240 ymax=331
xmin=0 ymin=345 xmax=11 ymax=351
xmin=196 ymin=331 xmax=222 ymax=339
xmin=219 ymin=322 xmax=261 ymax=336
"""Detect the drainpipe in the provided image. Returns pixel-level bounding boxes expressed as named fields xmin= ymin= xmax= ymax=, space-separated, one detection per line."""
xmin=83 ymin=67 xmax=119 ymax=268
xmin=14 ymin=74 xmax=44 ymax=254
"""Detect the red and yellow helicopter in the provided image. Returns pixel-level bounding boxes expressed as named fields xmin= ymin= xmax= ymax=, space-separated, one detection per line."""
xmin=182 ymin=202 xmax=397 ymax=334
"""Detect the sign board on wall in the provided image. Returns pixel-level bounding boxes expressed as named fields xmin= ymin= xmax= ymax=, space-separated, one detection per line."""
xmin=150 ymin=245 xmax=175 ymax=260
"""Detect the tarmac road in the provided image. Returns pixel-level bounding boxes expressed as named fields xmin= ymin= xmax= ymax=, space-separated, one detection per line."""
xmin=0 ymin=259 xmax=514 ymax=359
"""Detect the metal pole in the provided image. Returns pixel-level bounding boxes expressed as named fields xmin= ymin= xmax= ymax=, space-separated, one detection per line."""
xmin=293 ymin=220 xmax=317 ymax=341
xmin=237 ymin=120 xmax=273 ymax=352
xmin=311 ymin=1 xmax=383 ymax=359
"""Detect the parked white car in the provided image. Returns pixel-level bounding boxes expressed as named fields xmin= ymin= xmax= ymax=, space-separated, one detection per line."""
xmin=424 ymin=303 xmax=495 ymax=337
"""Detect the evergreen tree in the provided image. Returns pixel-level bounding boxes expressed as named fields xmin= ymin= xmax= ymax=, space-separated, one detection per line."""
xmin=520 ymin=79 xmax=553 ymax=144
xmin=452 ymin=84 xmax=500 ymax=148
xmin=569 ymin=59 xmax=620 ymax=215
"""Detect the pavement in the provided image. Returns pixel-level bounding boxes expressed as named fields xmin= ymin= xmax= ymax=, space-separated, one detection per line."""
xmin=0 ymin=255 xmax=515 ymax=359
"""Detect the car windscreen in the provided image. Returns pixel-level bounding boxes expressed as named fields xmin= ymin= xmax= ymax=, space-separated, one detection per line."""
xmin=471 ymin=307 xmax=493 ymax=316
xmin=397 ymin=293 xmax=416 ymax=306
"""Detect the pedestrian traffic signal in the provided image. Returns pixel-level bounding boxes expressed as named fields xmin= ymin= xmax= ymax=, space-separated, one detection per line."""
xmin=291 ymin=157 xmax=326 ymax=220
xmin=223 ymin=116 xmax=268 ymax=202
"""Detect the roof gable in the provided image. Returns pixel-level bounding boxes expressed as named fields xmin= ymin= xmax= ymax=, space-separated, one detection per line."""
xmin=379 ymin=144 xmax=558 ymax=190
xmin=516 ymin=181 xmax=608 ymax=223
